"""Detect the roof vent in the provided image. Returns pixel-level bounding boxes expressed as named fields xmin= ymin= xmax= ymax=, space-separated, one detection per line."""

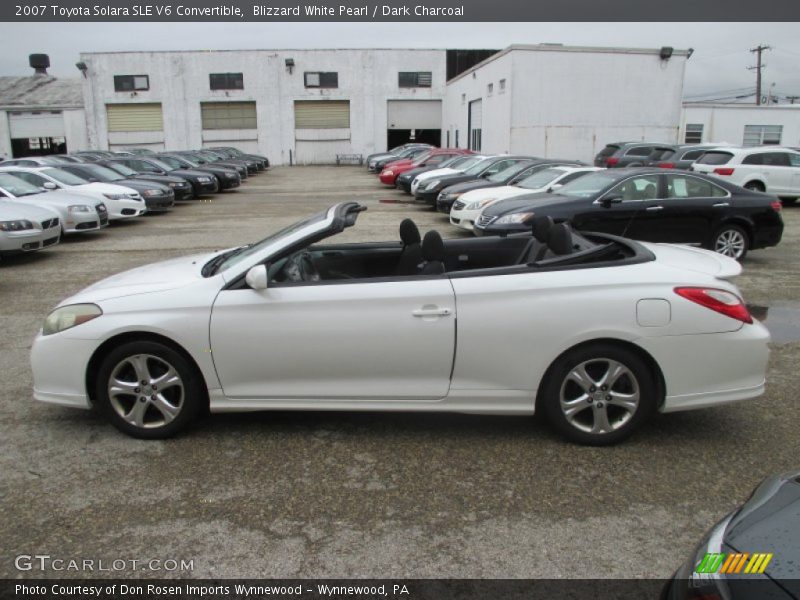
xmin=29 ymin=54 xmax=50 ymax=75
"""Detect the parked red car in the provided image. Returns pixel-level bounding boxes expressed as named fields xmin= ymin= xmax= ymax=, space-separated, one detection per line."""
xmin=379 ymin=148 xmax=473 ymax=186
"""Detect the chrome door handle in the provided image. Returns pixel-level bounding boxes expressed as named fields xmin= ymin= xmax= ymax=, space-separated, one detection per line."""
xmin=412 ymin=307 xmax=452 ymax=317
xmin=713 ymin=202 xmax=730 ymax=207
xmin=645 ymin=205 xmax=664 ymax=212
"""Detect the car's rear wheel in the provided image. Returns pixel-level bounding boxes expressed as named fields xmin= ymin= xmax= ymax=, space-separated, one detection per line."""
xmin=711 ymin=224 xmax=749 ymax=260
xmin=540 ymin=344 xmax=657 ymax=445
xmin=95 ymin=340 xmax=202 ymax=439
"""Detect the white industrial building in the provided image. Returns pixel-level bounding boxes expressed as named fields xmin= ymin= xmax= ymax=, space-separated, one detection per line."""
xmin=0 ymin=69 xmax=88 ymax=160
xmin=442 ymin=44 xmax=689 ymax=163
xmin=681 ymin=103 xmax=800 ymax=147
xmin=79 ymin=48 xmax=449 ymax=164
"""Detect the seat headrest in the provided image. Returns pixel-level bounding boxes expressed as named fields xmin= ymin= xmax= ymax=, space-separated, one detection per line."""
xmin=547 ymin=223 xmax=573 ymax=256
xmin=422 ymin=230 xmax=445 ymax=262
xmin=531 ymin=215 xmax=554 ymax=243
xmin=399 ymin=218 xmax=421 ymax=245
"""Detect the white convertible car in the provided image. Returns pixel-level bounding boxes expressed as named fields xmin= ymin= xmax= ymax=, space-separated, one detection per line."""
xmin=31 ymin=203 xmax=770 ymax=444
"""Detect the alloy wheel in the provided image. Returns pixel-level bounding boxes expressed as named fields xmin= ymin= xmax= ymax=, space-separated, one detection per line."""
xmin=714 ymin=229 xmax=746 ymax=259
xmin=107 ymin=353 xmax=184 ymax=429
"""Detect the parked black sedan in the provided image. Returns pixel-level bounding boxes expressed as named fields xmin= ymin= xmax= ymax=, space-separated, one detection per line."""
xmin=55 ymin=163 xmax=175 ymax=212
xmin=396 ymin=155 xmax=476 ymax=194
xmin=414 ymin=156 xmax=533 ymax=206
xmin=98 ymin=160 xmax=195 ymax=201
xmin=436 ymin=158 xmax=584 ymax=213
xmin=371 ymin=146 xmax=431 ymax=173
xmin=208 ymin=147 xmax=269 ymax=169
xmin=474 ymin=168 xmax=784 ymax=260
xmin=158 ymin=154 xmax=242 ymax=190
xmin=171 ymin=151 xmax=248 ymax=179
xmin=663 ymin=469 xmax=799 ymax=600
xmin=190 ymin=150 xmax=256 ymax=176
xmin=103 ymin=157 xmax=219 ymax=197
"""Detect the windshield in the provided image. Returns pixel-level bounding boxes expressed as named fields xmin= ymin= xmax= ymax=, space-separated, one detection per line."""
xmin=41 ymin=168 xmax=89 ymax=186
xmin=556 ymin=171 xmax=620 ymax=198
xmin=107 ymin=162 xmax=138 ymax=176
xmin=160 ymin=156 xmax=190 ymax=169
xmin=146 ymin=158 xmax=174 ymax=171
xmin=209 ymin=210 xmax=329 ymax=275
xmin=517 ymin=168 xmax=567 ymax=190
xmin=464 ymin=158 xmax=496 ymax=176
xmin=82 ymin=165 xmax=125 ymax=181
xmin=411 ymin=151 xmax=433 ymax=166
xmin=0 ymin=173 xmax=43 ymax=196
xmin=487 ymin=161 xmax=532 ymax=183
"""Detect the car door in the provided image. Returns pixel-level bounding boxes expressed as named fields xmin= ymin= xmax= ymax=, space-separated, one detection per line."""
xmin=788 ymin=152 xmax=800 ymax=195
xmin=209 ymin=274 xmax=456 ymax=400
xmin=762 ymin=152 xmax=791 ymax=193
xmin=572 ymin=174 xmax=660 ymax=236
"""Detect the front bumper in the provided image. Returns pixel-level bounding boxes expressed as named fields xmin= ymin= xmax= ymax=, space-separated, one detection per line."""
xmin=473 ymin=220 xmax=529 ymax=237
xmin=172 ymin=185 xmax=194 ymax=201
xmin=193 ymin=179 xmax=219 ymax=195
xmin=397 ymin=177 xmax=413 ymax=193
xmin=106 ymin=198 xmax=147 ymax=220
xmin=0 ymin=227 xmax=60 ymax=254
xmin=219 ymin=176 xmax=241 ymax=191
xmin=449 ymin=209 xmax=477 ymax=231
xmin=31 ymin=331 xmax=97 ymax=409
xmin=64 ymin=210 xmax=109 ymax=234
xmin=436 ymin=194 xmax=462 ymax=213
xmin=143 ymin=193 xmax=175 ymax=212
xmin=414 ymin=188 xmax=440 ymax=204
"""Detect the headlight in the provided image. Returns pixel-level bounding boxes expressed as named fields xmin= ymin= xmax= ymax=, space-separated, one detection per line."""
xmin=197 ymin=176 xmax=212 ymax=183
xmin=466 ymin=198 xmax=498 ymax=210
xmin=495 ymin=212 xmax=535 ymax=225
xmin=142 ymin=189 xmax=162 ymax=197
xmin=102 ymin=193 xmax=127 ymax=200
xmin=42 ymin=303 xmax=103 ymax=336
xmin=68 ymin=205 xmax=93 ymax=213
xmin=383 ymin=170 xmax=393 ymax=176
xmin=0 ymin=219 xmax=34 ymax=232
xmin=447 ymin=192 xmax=463 ymax=200
xmin=167 ymin=182 xmax=179 ymax=188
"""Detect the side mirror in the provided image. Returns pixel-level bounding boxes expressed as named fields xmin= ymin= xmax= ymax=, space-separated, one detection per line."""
xmin=43 ymin=181 xmax=58 ymax=190
xmin=547 ymin=183 xmax=564 ymax=193
xmin=245 ymin=264 xmax=269 ymax=290
xmin=600 ymin=194 xmax=623 ymax=208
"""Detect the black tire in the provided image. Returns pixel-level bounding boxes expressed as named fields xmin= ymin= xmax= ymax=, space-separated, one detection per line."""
xmin=539 ymin=343 xmax=657 ymax=446
xmin=710 ymin=224 xmax=749 ymax=261
xmin=744 ymin=181 xmax=765 ymax=192
xmin=94 ymin=340 xmax=203 ymax=439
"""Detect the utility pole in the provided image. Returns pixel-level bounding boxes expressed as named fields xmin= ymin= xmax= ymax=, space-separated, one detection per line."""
xmin=748 ymin=44 xmax=771 ymax=106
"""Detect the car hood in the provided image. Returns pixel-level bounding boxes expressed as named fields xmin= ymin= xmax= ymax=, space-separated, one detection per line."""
xmin=416 ymin=167 xmax=458 ymax=181
xmin=443 ymin=179 xmax=501 ymax=194
xmin=368 ymin=152 xmax=396 ymax=162
xmin=481 ymin=192 xmax=566 ymax=216
xmin=384 ymin=159 xmax=413 ymax=169
xmin=168 ymin=169 xmax=213 ymax=179
xmin=66 ymin=251 xmax=223 ymax=304
xmin=134 ymin=174 xmax=188 ymax=185
xmin=723 ymin=472 xmax=800 ymax=584
xmin=0 ymin=198 xmax=59 ymax=220
xmin=119 ymin=179 xmax=170 ymax=192
xmin=71 ymin=182 xmax=139 ymax=195
xmin=460 ymin=186 xmax=529 ymax=204
xmin=400 ymin=165 xmax=439 ymax=179
xmin=11 ymin=189 xmax=103 ymax=208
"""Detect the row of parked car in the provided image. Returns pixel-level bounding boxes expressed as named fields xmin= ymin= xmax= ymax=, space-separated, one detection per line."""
xmin=0 ymin=147 xmax=268 ymax=260
xmin=368 ymin=142 xmax=794 ymax=260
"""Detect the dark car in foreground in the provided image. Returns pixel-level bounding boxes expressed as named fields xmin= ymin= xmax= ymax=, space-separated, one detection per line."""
xmin=415 ymin=155 xmax=533 ymax=205
xmin=663 ymin=469 xmax=800 ymax=600
xmin=436 ymin=158 xmax=585 ymax=213
xmin=98 ymin=160 xmax=195 ymax=201
xmin=158 ymin=154 xmax=242 ymax=190
xmin=474 ymin=168 xmax=783 ymax=260
xmin=105 ymin=157 xmax=219 ymax=197
xmin=55 ymin=163 xmax=175 ymax=213
xmin=595 ymin=142 xmax=668 ymax=168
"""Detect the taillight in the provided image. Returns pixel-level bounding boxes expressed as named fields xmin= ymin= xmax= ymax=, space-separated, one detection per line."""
xmin=674 ymin=287 xmax=752 ymax=324
xmin=770 ymin=201 xmax=782 ymax=212
xmin=713 ymin=167 xmax=735 ymax=176
xmin=657 ymin=162 xmax=675 ymax=169
xmin=606 ymin=157 xmax=619 ymax=167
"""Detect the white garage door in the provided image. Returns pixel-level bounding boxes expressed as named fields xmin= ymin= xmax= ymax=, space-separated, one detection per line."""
xmin=106 ymin=103 xmax=164 ymax=132
xmin=387 ymin=100 xmax=442 ymax=130
xmin=8 ymin=112 xmax=65 ymax=138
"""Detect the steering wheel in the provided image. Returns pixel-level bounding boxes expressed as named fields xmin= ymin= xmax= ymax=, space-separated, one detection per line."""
xmin=299 ymin=253 xmax=320 ymax=282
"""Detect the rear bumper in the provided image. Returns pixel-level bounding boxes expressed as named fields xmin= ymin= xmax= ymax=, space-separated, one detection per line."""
xmin=751 ymin=222 xmax=783 ymax=250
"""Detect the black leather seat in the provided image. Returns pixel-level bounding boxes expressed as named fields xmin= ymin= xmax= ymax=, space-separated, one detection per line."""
xmin=420 ymin=231 xmax=446 ymax=275
xmin=547 ymin=223 xmax=574 ymax=256
xmin=395 ymin=219 xmax=423 ymax=275
xmin=517 ymin=215 xmax=554 ymax=264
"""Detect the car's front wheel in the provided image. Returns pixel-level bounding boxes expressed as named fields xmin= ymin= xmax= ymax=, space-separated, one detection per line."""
xmin=711 ymin=224 xmax=749 ymax=260
xmin=95 ymin=340 xmax=202 ymax=439
xmin=539 ymin=344 xmax=657 ymax=445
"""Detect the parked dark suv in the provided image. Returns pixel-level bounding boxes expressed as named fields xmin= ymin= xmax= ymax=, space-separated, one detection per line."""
xmin=594 ymin=142 xmax=668 ymax=168
xmin=647 ymin=144 xmax=732 ymax=170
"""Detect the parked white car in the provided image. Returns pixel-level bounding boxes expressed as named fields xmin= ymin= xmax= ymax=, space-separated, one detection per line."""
xmin=410 ymin=155 xmax=490 ymax=195
xmin=31 ymin=203 xmax=769 ymax=445
xmin=0 ymin=199 xmax=61 ymax=257
xmin=0 ymin=173 xmax=109 ymax=234
xmin=692 ymin=147 xmax=800 ymax=200
xmin=0 ymin=166 xmax=146 ymax=220
xmin=450 ymin=166 xmax=602 ymax=231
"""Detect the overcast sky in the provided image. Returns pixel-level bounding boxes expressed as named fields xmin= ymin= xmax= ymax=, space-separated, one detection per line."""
xmin=1 ymin=22 xmax=798 ymax=100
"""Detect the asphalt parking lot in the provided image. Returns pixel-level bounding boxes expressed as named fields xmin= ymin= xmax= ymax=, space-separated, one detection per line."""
xmin=2 ymin=165 xmax=799 ymax=579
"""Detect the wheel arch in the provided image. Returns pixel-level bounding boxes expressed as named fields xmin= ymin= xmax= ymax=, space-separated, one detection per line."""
xmin=742 ymin=179 xmax=766 ymax=192
xmin=535 ymin=337 xmax=667 ymax=410
xmin=715 ymin=217 xmax=755 ymax=249
xmin=85 ymin=331 xmax=210 ymax=412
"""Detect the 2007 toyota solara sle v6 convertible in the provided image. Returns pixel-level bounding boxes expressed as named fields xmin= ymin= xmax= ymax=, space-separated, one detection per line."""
xmin=30 ymin=203 xmax=770 ymax=445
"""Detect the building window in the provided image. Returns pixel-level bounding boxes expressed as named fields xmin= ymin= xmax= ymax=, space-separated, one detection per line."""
xmin=743 ymin=125 xmax=783 ymax=146
xmin=499 ymin=79 xmax=506 ymax=93
xmin=685 ymin=124 xmax=703 ymax=143
xmin=304 ymin=72 xmax=338 ymax=88
xmin=398 ymin=71 xmax=432 ymax=88
xmin=209 ymin=73 xmax=244 ymax=90
xmin=487 ymin=83 xmax=493 ymax=96
xmin=200 ymin=101 xmax=257 ymax=130
xmin=114 ymin=75 xmax=150 ymax=92
xmin=294 ymin=100 xmax=350 ymax=129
